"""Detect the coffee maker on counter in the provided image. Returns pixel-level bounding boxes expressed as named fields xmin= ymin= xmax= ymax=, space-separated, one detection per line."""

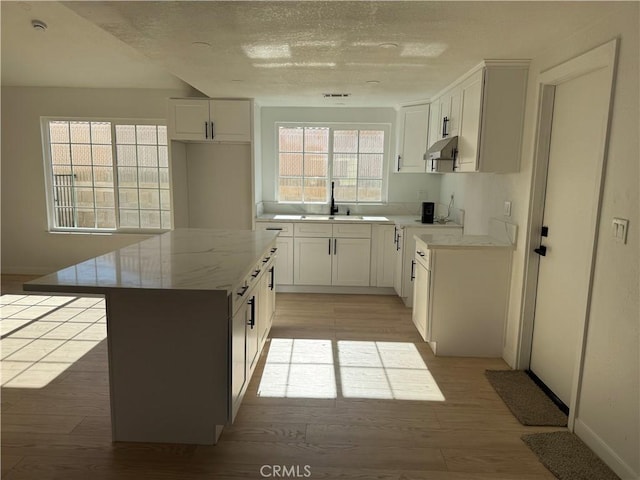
xmin=421 ymin=202 xmax=435 ymax=224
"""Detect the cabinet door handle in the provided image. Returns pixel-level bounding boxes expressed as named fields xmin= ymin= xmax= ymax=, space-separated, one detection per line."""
xmin=205 ymin=121 xmax=209 ymax=139
xmin=397 ymin=155 xmax=402 ymax=171
xmin=328 ymin=238 xmax=331 ymax=255
xmin=334 ymin=238 xmax=337 ymax=255
xmin=393 ymin=227 xmax=397 ymax=245
xmin=269 ymin=266 xmax=275 ymax=290
xmin=211 ymin=121 xmax=215 ymax=139
xmin=247 ymin=296 xmax=255 ymax=329
xmin=410 ymin=260 xmax=416 ymax=281
xmin=442 ymin=116 xmax=449 ymax=137
xmin=237 ymin=285 xmax=249 ymax=297
xmin=396 ymin=236 xmax=401 ymax=251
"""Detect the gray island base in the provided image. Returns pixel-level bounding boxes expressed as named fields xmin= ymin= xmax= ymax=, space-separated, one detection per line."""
xmin=25 ymin=228 xmax=279 ymax=445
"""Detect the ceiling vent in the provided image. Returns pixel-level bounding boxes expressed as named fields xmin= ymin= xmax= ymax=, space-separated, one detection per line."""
xmin=323 ymin=93 xmax=351 ymax=98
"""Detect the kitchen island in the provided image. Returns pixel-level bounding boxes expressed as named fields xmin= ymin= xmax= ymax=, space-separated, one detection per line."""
xmin=25 ymin=228 xmax=279 ymax=445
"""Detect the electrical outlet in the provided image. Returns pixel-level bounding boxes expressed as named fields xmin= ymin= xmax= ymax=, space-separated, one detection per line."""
xmin=503 ymin=201 xmax=512 ymax=217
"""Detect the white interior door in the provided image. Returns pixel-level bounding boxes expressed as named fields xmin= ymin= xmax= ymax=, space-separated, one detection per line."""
xmin=529 ymin=66 xmax=611 ymax=406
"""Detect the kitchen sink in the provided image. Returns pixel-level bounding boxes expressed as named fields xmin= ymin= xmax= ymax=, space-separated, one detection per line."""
xmin=271 ymin=214 xmax=389 ymax=222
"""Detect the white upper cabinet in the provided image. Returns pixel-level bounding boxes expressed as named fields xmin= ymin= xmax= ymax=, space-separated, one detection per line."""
xmin=438 ymin=86 xmax=462 ymax=140
xmin=396 ymin=104 xmax=430 ymax=173
xmin=168 ymin=98 xmax=251 ymax=142
xmin=459 ymin=62 xmax=529 ymax=173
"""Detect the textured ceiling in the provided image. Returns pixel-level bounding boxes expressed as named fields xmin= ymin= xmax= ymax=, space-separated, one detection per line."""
xmin=2 ymin=1 xmax=623 ymax=106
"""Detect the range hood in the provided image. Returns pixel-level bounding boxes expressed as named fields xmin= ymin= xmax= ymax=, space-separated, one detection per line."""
xmin=426 ymin=135 xmax=458 ymax=161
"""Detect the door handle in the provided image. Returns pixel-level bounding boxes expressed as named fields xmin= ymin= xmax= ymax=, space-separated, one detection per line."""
xmin=210 ymin=121 xmax=215 ymax=139
xmin=334 ymin=238 xmax=337 ymax=255
xmin=410 ymin=260 xmax=416 ymax=281
xmin=204 ymin=121 xmax=209 ymax=139
xmin=534 ymin=245 xmax=547 ymax=256
xmin=328 ymin=238 xmax=331 ymax=255
xmin=397 ymin=155 xmax=402 ymax=171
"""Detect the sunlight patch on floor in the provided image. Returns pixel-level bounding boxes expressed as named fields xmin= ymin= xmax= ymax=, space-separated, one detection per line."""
xmin=0 ymin=294 xmax=106 ymax=388
xmin=258 ymin=338 xmax=445 ymax=401
xmin=258 ymin=338 xmax=337 ymax=398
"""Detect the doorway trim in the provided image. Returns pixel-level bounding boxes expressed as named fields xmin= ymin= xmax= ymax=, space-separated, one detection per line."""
xmin=517 ymin=38 xmax=619 ymax=428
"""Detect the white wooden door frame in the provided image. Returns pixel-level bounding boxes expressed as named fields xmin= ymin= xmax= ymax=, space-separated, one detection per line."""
xmin=516 ymin=38 xmax=619 ymax=429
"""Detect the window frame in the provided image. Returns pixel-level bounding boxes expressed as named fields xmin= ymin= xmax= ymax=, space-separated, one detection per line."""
xmin=40 ymin=117 xmax=173 ymax=234
xmin=275 ymin=122 xmax=390 ymax=205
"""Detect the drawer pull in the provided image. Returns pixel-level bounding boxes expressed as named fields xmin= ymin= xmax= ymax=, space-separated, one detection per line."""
xmin=251 ymin=269 xmax=261 ymax=278
xmin=417 ymin=250 xmax=425 ymax=257
xmin=266 ymin=227 xmax=283 ymax=231
xmin=237 ymin=285 xmax=249 ymax=297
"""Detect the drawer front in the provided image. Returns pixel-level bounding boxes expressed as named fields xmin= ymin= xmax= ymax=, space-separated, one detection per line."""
xmin=294 ymin=223 xmax=333 ymax=237
xmin=256 ymin=222 xmax=293 ymax=237
xmin=332 ymin=223 xmax=372 ymax=238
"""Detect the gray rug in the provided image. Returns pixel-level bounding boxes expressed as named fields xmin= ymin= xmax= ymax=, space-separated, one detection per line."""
xmin=485 ymin=369 xmax=567 ymax=426
xmin=522 ymin=431 xmax=620 ymax=480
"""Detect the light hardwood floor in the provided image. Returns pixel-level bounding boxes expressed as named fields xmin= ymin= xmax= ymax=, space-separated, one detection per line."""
xmin=1 ymin=275 xmax=560 ymax=479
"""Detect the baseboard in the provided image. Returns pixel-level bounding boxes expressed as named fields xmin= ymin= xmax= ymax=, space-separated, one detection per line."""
xmin=502 ymin=345 xmax=517 ymax=369
xmin=276 ymin=285 xmax=396 ymax=295
xmin=574 ymin=418 xmax=639 ymax=480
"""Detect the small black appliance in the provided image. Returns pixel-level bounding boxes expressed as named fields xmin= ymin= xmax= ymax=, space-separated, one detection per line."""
xmin=421 ymin=202 xmax=435 ymax=224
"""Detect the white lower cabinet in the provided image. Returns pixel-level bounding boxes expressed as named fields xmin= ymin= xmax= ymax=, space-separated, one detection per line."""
xmin=230 ymin=251 xmax=276 ymax=421
xmin=393 ymin=227 xmax=404 ymax=296
xmin=294 ymin=237 xmax=333 ymax=285
xmin=411 ymin=250 xmax=430 ymax=341
xmin=332 ymin=238 xmax=371 ymax=286
xmin=412 ymin=236 xmax=512 ymax=357
xmin=293 ymin=223 xmax=371 ymax=287
xmin=274 ymin=237 xmax=293 ymax=285
xmin=371 ymin=224 xmax=396 ymax=287
xmin=395 ymin=225 xmax=463 ymax=308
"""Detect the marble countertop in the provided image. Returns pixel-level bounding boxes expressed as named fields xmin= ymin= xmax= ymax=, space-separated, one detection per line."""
xmin=25 ymin=229 xmax=279 ymax=295
xmin=256 ymin=214 xmax=461 ymax=228
xmin=415 ymin=233 xmax=514 ymax=249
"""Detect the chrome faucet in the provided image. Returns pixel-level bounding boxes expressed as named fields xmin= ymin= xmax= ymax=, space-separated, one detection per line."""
xmin=330 ymin=181 xmax=339 ymax=215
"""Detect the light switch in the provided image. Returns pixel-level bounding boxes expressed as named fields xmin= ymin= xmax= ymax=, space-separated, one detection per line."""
xmin=612 ymin=217 xmax=629 ymax=244
xmin=503 ymin=201 xmax=512 ymax=217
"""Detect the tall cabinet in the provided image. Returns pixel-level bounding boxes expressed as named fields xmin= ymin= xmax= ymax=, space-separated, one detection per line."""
xmin=167 ymin=98 xmax=254 ymax=229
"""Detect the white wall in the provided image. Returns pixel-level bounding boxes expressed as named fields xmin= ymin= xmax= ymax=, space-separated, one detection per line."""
xmin=499 ymin=7 xmax=638 ymax=478
xmin=259 ymin=107 xmax=441 ymax=213
xmin=1 ymin=86 xmax=194 ymax=274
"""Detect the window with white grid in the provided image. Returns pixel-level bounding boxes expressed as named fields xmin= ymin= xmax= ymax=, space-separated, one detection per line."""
xmin=277 ymin=124 xmax=387 ymax=204
xmin=44 ymin=120 xmax=171 ymax=232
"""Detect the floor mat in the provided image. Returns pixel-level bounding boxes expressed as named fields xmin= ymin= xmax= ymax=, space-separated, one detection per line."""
xmin=485 ymin=369 xmax=567 ymax=426
xmin=522 ymin=431 xmax=620 ymax=480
